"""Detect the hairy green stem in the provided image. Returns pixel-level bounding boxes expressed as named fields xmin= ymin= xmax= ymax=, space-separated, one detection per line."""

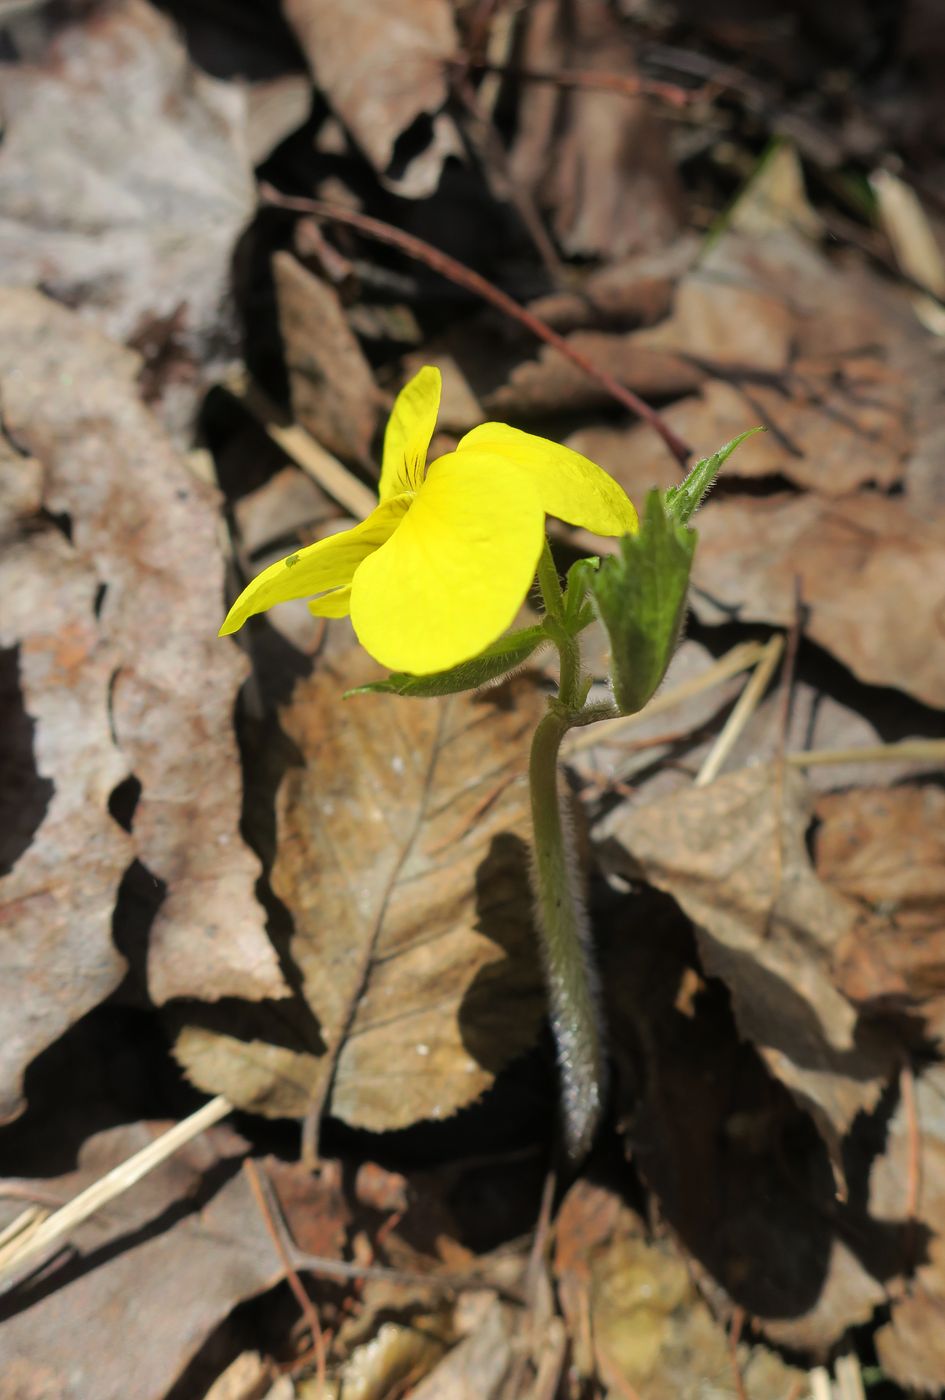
xmin=528 ymin=705 xmax=607 ymax=1163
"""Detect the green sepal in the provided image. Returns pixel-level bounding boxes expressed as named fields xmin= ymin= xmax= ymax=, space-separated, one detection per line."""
xmin=591 ymin=490 xmax=695 ymax=716
xmin=346 ymin=625 xmax=548 ymax=699
xmin=664 ymin=428 xmax=763 ymax=526
xmin=563 ymin=557 xmax=599 ymax=625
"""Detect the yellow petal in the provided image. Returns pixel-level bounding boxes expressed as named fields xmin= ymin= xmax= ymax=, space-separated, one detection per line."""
xmin=457 ymin=422 xmax=638 ymax=536
xmin=219 ymin=498 xmax=408 ymax=636
xmin=307 ymin=585 xmax=351 ymax=618
xmin=350 ymin=450 xmax=545 ymax=673
xmin=379 ymin=365 xmax=441 ymax=501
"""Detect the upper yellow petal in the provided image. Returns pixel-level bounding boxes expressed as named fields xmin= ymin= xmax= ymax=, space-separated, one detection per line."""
xmin=379 ymin=365 xmax=442 ymax=501
xmin=219 ymin=497 xmax=408 ymax=636
xmin=456 ymin=422 xmax=637 ymax=536
xmin=350 ymin=450 xmax=545 ymax=673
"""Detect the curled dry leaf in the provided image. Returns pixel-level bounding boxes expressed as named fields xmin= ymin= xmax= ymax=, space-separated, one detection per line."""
xmin=0 ymin=0 xmax=254 ymax=431
xmin=0 ymin=287 xmax=287 ymax=1008
xmin=599 ymin=763 xmax=896 ymax=1157
xmin=282 ymin=0 xmax=460 ymax=196
xmin=273 ymin=251 xmax=379 ymax=462
xmin=0 ymin=1123 xmax=283 ymax=1400
xmin=0 ymin=528 xmax=130 ymax=1123
xmin=177 ymin=644 xmax=546 ymax=1133
xmin=689 ymin=492 xmax=945 ymax=710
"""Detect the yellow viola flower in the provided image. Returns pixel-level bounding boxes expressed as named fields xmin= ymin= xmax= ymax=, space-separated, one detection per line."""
xmin=220 ymin=366 xmax=638 ymax=674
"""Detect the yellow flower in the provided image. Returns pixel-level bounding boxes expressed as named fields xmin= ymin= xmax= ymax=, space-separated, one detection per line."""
xmin=220 ymin=366 xmax=637 ymax=674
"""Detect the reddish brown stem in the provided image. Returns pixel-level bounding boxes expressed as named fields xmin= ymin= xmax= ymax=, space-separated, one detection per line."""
xmin=462 ymin=59 xmax=703 ymax=110
xmin=244 ymin=1159 xmax=327 ymax=1388
xmin=258 ymin=183 xmax=692 ymax=467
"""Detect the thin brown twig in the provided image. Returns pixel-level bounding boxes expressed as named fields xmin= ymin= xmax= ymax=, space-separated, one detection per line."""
xmin=251 ymin=1166 xmax=528 ymax=1299
xmin=460 ymin=58 xmax=704 ymax=110
xmin=258 ymin=184 xmax=692 ymax=468
xmin=244 ymin=1159 xmax=327 ymax=1393
xmin=451 ymin=73 xmax=566 ymax=283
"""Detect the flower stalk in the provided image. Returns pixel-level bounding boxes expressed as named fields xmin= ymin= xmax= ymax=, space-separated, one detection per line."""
xmin=219 ymin=362 xmax=761 ymax=1167
xmin=527 ymin=547 xmax=609 ymax=1162
xmin=529 ymin=703 xmax=606 ymax=1162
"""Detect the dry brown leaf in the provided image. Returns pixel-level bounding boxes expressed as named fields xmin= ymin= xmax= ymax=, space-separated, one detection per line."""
xmin=635 ymin=275 xmax=796 ymax=375
xmin=598 ymin=363 xmax=907 ymax=498
xmin=177 ymin=647 xmax=546 ymax=1132
xmin=553 ymin=1179 xmax=809 ymax=1398
xmin=816 ymin=785 xmax=945 ymax=1033
xmin=507 ymin=0 xmax=685 ymax=259
xmin=599 ymin=763 xmax=896 ymax=1154
xmin=273 ymin=252 xmax=380 ymax=462
xmin=0 ymin=1123 xmax=280 ymax=1400
xmin=0 ymin=0 xmax=254 ymax=434
xmin=0 ymin=287 xmax=287 ymax=1008
xmin=870 ymin=1062 xmax=945 ymax=1390
xmin=688 ymin=492 xmax=945 ymax=709
xmin=406 ymin=1298 xmax=515 ymax=1400
xmin=485 ymin=330 xmax=703 ymax=419
xmin=283 ymin=0 xmax=459 ymax=196
xmin=233 ymin=466 xmax=336 ymax=560
xmin=0 ymin=530 xmax=130 ymax=1123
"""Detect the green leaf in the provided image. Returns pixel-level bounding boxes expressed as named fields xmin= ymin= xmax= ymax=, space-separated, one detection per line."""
xmin=347 ymin=625 xmax=548 ymax=699
xmin=591 ymin=490 xmax=695 ymax=716
xmin=664 ymin=428 xmax=763 ymax=526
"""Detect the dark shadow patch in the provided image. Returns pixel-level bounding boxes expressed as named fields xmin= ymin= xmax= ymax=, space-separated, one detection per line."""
xmin=0 ymin=1003 xmax=200 ymax=1180
xmin=107 ymin=774 xmax=141 ymax=833
xmin=111 ymin=858 xmax=166 ymax=1003
xmin=603 ymin=885 xmax=928 ymax=1326
xmin=459 ymin=831 xmax=545 ymax=1076
xmin=0 ymin=645 xmax=54 ymax=876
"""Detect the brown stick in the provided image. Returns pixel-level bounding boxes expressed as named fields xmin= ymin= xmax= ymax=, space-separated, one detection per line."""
xmin=244 ymin=1159 xmax=328 ymax=1390
xmin=451 ymin=74 xmax=566 ymax=283
xmin=258 ymin=183 xmax=692 ymax=468
xmin=461 ymin=59 xmax=703 ymax=110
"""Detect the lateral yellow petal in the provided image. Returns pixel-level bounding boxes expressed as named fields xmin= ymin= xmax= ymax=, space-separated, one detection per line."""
xmin=350 ymin=450 xmax=545 ymax=673
xmin=219 ymin=498 xmax=408 ymax=636
xmin=457 ymin=422 xmax=638 ymax=536
xmin=307 ymin=585 xmax=351 ymax=618
xmin=379 ymin=365 xmax=442 ymax=501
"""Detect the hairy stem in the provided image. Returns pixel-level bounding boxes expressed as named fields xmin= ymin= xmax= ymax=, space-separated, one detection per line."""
xmin=529 ymin=707 xmax=607 ymax=1162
